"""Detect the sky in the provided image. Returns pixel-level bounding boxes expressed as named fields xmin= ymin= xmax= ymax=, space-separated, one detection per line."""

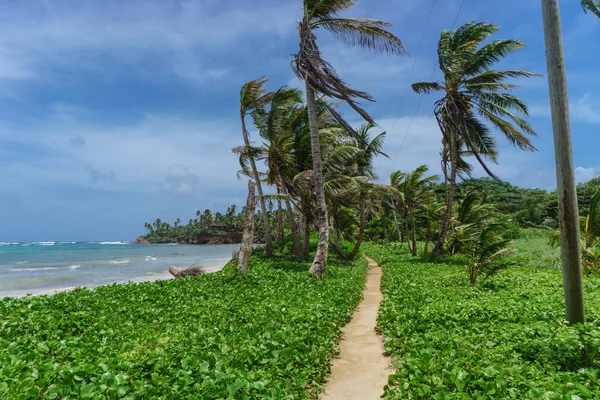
xmin=0 ymin=0 xmax=598 ymax=241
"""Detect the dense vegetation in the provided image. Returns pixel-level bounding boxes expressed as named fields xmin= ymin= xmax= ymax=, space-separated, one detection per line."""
xmin=143 ymin=206 xmax=258 ymax=243
xmin=366 ymin=238 xmax=600 ymax=399
xmin=0 ymin=253 xmax=367 ymax=399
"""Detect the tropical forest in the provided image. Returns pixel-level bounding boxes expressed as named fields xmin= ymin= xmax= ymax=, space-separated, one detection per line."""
xmin=2 ymin=1 xmax=600 ymax=399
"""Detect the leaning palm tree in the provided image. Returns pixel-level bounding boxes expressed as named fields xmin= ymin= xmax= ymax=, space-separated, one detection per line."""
xmin=292 ymin=0 xmax=406 ymax=277
xmin=252 ymin=86 xmax=304 ymax=257
xmin=239 ymin=77 xmax=275 ymax=257
xmin=412 ymin=22 xmax=538 ymax=260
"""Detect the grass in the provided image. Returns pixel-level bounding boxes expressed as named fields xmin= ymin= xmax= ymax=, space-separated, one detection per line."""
xmin=510 ymin=228 xmax=562 ymax=270
xmin=0 ymin=253 xmax=367 ymax=399
xmin=365 ymin=235 xmax=600 ymax=399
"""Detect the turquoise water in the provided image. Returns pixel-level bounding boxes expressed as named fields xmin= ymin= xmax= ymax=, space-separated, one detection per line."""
xmin=0 ymin=241 xmax=239 ymax=297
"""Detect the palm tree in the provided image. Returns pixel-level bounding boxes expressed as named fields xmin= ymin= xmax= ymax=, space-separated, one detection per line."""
xmin=239 ymin=77 xmax=275 ymax=257
xmin=397 ymin=165 xmax=438 ymax=256
xmin=348 ymin=123 xmax=387 ymax=258
xmin=412 ymin=22 xmax=538 ymax=260
xmin=292 ymin=0 xmax=405 ymax=277
xmin=389 ymin=170 xmax=405 ymax=243
xmin=251 ymin=86 xmax=305 ymax=257
xmin=583 ymin=0 xmax=600 ymax=17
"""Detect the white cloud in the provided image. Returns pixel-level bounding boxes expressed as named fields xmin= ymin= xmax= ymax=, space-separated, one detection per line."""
xmin=0 ymin=1 xmax=298 ymax=86
xmin=162 ymin=164 xmax=200 ymax=196
xmin=531 ymin=94 xmax=600 ymax=124
xmin=575 ymin=167 xmax=597 ymax=183
xmin=0 ymin=107 xmax=245 ymax=196
xmin=372 ymin=115 xmax=555 ymax=190
xmin=86 ymin=165 xmax=116 ymax=184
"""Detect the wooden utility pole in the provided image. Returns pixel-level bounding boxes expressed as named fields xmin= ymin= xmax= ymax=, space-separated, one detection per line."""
xmin=541 ymin=0 xmax=585 ymax=324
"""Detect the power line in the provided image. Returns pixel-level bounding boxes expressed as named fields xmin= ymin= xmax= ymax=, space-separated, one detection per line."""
xmin=386 ymin=0 xmax=467 ymax=176
xmin=383 ymin=0 xmax=438 ymax=166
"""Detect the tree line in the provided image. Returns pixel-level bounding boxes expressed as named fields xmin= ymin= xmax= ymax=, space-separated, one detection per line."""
xmin=148 ymin=1 xmax=599 ymax=279
xmin=232 ymin=0 xmax=545 ymax=278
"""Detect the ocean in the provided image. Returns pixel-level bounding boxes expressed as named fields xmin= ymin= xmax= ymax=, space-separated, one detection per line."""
xmin=0 ymin=241 xmax=239 ymax=298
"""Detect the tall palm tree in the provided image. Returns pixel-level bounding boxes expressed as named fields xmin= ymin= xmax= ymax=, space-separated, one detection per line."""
xmin=239 ymin=77 xmax=275 ymax=257
xmin=412 ymin=22 xmax=538 ymax=260
xmin=292 ymin=0 xmax=405 ymax=277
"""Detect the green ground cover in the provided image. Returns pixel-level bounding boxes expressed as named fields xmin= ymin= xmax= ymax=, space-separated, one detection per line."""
xmin=0 ymin=254 xmax=367 ymax=399
xmin=366 ymin=238 xmax=600 ymax=400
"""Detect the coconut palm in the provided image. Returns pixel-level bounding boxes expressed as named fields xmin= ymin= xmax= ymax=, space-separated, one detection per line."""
xmin=449 ymin=191 xmax=499 ymax=255
xmin=239 ymin=77 xmax=275 ymax=257
xmin=251 ymin=86 xmax=304 ymax=257
xmin=347 ymin=123 xmax=388 ymax=258
xmin=292 ymin=0 xmax=406 ymax=277
xmin=412 ymin=22 xmax=538 ymax=260
xmin=388 ymin=170 xmax=405 ymax=243
xmin=397 ymin=165 xmax=438 ymax=256
xmin=463 ymin=218 xmax=515 ymax=285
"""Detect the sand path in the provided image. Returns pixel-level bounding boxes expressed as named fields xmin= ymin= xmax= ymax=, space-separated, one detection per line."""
xmin=320 ymin=256 xmax=392 ymax=400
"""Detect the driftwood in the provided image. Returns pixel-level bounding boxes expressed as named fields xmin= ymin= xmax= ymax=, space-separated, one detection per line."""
xmin=168 ymin=265 xmax=206 ymax=278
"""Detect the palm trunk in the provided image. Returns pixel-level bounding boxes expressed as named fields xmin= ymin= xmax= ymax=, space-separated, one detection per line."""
xmin=404 ymin=217 xmax=413 ymax=254
xmin=411 ymin=211 xmax=417 ymax=256
xmin=238 ymin=180 xmax=256 ymax=274
xmin=276 ymin=187 xmax=284 ymax=243
xmin=423 ymin=222 xmax=432 ymax=258
xmin=240 ymin=118 xmax=273 ymax=257
xmin=332 ymin=213 xmax=341 ymax=250
xmin=348 ymin=191 xmax=365 ymax=258
xmin=282 ymin=178 xmax=301 ymax=257
xmin=383 ymin=215 xmax=390 ymax=242
xmin=391 ymin=198 xmax=402 ymax=243
xmin=305 ymin=84 xmax=329 ymax=277
xmin=431 ymin=134 xmax=457 ymax=260
xmin=303 ymin=212 xmax=311 ymax=260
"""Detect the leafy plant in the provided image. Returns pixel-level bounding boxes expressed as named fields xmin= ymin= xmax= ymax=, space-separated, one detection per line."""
xmin=365 ymin=242 xmax=600 ymax=399
xmin=462 ymin=219 xmax=516 ymax=285
xmin=0 ymin=254 xmax=367 ymax=399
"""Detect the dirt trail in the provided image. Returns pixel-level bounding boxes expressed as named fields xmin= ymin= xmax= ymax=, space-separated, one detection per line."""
xmin=320 ymin=256 xmax=392 ymax=400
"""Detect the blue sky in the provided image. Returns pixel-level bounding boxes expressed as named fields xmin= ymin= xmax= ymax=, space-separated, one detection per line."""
xmin=0 ymin=0 xmax=598 ymax=241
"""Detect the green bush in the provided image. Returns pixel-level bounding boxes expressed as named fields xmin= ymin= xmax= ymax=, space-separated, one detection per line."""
xmin=0 ymin=255 xmax=367 ymax=399
xmin=365 ymin=243 xmax=600 ymax=399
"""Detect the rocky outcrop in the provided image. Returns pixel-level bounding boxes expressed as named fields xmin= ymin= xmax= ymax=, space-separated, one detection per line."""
xmin=177 ymin=232 xmax=243 ymax=245
xmin=134 ymin=236 xmax=150 ymax=244
xmin=168 ymin=265 xmax=206 ymax=278
xmin=133 ymin=232 xmax=244 ymax=245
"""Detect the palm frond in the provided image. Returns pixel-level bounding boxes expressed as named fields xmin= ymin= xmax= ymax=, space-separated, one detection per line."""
xmin=305 ymin=0 xmax=356 ymax=20
xmin=240 ymin=76 xmax=274 ymax=114
xmin=464 ymin=70 xmax=540 ymax=92
xmin=582 ymin=0 xmax=600 ymax=17
xmin=317 ymin=18 xmax=406 ymax=55
xmin=465 ymin=40 xmax=526 ymax=76
xmin=476 ymin=107 xmax=537 ymax=151
xmin=412 ymin=81 xmax=444 ymax=94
